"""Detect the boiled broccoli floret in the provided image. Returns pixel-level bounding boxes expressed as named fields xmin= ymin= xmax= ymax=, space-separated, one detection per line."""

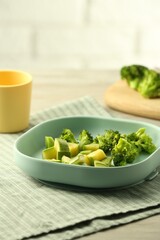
xmin=78 ymin=129 xmax=93 ymax=150
xmin=127 ymin=128 xmax=156 ymax=154
xmin=104 ymin=129 xmax=121 ymax=150
xmin=111 ymin=138 xmax=139 ymax=166
xmin=94 ymin=134 xmax=108 ymax=153
xmin=59 ymin=129 xmax=77 ymax=143
xmin=94 ymin=129 xmax=121 ymax=153
xmin=121 ymin=64 xmax=160 ymax=98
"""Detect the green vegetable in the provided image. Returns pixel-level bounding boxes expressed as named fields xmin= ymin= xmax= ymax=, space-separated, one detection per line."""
xmin=59 ymin=128 xmax=77 ymax=143
xmin=42 ymin=146 xmax=56 ymax=159
xmin=69 ymin=154 xmax=87 ymax=165
xmin=111 ymin=138 xmax=139 ymax=166
xmin=93 ymin=134 xmax=107 ymax=153
xmin=45 ymin=136 xmax=54 ymax=148
xmin=94 ymin=160 xmax=108 ymax=167
xmin=102 ymin=157 xmax=113 ymax=166
xmin=104 ymin=129 xmax=121 ymax=151
xmin=87 ymin=149 xmax=106 ymax=163
xmin=61 ymin=154 xmax=87 ymax=165
xmin=61 ymin=155 xmax=71 ymax=164
xmin=78 ymin=129 xmax=93 ymax=150
xmin=83 ymin=143 xmax=99 ymax=151
xmin=127 ymin=128 xmax=156 ymax=154
xmin=68 ymin=142 xmax=79 ymax=157
xmin=54 ymin=138 xmax=70 ymax=160
xmin=94 ymin=157 xmax=112 ymax=167
xmin=121 ymin=64 xmax=160 ymax=98
xmin=94 ymin=129 xmax=121 ymax=153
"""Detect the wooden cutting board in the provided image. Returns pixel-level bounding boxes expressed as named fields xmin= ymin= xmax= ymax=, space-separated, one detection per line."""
xmin=105 ymin=80 xmax=160 ymax=120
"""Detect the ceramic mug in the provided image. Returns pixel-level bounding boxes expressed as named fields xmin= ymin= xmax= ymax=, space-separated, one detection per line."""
xmin=0 ymin=70 xmax=32 ymax=133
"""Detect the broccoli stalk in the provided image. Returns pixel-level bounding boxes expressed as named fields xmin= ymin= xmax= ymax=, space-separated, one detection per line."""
xmin=121 ymin=64 xmax=160 ymax=98
xmin=59 ymin=129 xmax=77 ymax=143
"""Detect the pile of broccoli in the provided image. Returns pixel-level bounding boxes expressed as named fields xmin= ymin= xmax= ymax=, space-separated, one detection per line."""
xmin=120 ymin=64 xmax=160 ymax=98
xmin=59 ymin=127 xmax=156 ymax=166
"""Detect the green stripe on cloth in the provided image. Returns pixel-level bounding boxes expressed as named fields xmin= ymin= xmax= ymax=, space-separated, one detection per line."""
xmin=0 ymin=96 xmax=159 ymax=240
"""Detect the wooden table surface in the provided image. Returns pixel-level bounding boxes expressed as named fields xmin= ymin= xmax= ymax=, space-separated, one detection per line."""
xmin=31 ymin=69 xmax=160 ymax=240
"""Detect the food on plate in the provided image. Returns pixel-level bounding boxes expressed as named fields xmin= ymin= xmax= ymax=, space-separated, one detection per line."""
xmin=120 ymin=64 xmax=160 ymax=98
xmin=42 ymin=127 xmax=156 ymax=167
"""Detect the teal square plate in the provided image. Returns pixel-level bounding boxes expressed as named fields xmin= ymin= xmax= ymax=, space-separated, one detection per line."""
xmin=14 ymin=116 xmax=160 ymax=190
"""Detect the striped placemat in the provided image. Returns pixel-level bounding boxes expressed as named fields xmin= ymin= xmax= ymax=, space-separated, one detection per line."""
xmin=0 ymin=96 xmax=159 ymax=240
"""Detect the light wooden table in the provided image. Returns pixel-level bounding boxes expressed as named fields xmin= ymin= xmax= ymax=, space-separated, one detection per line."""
xmin=31 ymin=70 xmax=160 ymax=240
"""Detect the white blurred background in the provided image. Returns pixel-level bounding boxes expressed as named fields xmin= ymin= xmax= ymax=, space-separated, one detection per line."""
xmin=0 ymin=0 xmax=160 ymax=72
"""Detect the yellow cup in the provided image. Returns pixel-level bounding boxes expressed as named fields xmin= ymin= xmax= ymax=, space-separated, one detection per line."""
xmin=0 ymin=70 xmax=32 ymax=133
